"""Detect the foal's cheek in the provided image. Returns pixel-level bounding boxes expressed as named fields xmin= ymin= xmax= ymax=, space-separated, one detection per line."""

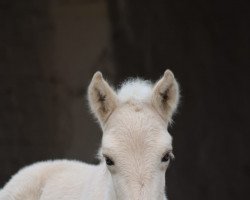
xmin=106 ymin=165 xmax=117 ymax=174
xmin=160 ymin=162 xmax=170 ymax=171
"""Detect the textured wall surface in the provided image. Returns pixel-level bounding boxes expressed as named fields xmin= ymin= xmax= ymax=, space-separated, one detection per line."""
xmin=0 ymin=0 xmax=114 ymax=186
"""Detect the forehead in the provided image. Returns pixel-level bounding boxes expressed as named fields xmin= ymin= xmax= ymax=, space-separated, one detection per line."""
xmin=102 ymin=102 xmax=172 ymax=154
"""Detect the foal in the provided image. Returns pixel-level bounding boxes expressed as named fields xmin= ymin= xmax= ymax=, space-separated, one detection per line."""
xmin=0 ymin=70 xmax=180 ymax=200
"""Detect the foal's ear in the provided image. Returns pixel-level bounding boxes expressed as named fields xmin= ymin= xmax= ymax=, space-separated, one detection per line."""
xmin=88 ymin=72 xmax=118 ymax=125
xmin=152 ymin=70 xmax=180 ymax=122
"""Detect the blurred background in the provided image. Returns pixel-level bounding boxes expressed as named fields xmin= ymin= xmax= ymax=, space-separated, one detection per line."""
xmin=0 ymin=0 xmax=249 ymax=199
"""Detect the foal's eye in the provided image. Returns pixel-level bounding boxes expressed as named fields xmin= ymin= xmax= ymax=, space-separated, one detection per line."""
xmin=104 ymin=156 xmax=114 ymax=166
xmin=162 ymin=153 xmax=171 ymax=162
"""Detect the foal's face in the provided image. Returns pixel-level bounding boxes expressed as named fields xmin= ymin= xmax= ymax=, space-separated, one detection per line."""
xmin=88 ymin=69 xmax=179 ymax=200
xmin=101 ymin=103 xmax=173 ymax=199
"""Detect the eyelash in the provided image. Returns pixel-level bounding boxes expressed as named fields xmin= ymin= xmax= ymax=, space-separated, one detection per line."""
xmin=161 ymin=152 xmax=174 ymax=162
xmin=103 ymin=155 xmax=114 ymax=166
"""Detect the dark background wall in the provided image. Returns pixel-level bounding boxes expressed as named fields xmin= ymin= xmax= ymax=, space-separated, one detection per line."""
xmin=0 ymin=0 xmax=249 ymax=199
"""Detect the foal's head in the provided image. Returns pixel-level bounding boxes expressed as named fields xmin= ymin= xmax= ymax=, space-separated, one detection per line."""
xmin=88 ymin=70 xmax=179 ymax=200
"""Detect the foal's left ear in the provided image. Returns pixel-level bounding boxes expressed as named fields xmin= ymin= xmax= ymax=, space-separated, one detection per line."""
xmin=152 ymin=70 xmax=180 ymax=122
xmin=88 ymin=72 xmax=118 ymax=126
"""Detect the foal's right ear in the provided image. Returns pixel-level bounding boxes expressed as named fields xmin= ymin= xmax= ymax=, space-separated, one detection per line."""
xmin=88 ymin=72 xmax=118 ymax=126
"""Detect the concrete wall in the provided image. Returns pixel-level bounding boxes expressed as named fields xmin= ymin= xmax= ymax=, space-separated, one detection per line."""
xmin=0 ymin=0 xmax=114 ymax=186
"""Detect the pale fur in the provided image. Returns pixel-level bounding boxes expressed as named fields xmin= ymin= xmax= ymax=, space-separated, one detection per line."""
xmin=0 ymin=70 xmax=180 ymax=200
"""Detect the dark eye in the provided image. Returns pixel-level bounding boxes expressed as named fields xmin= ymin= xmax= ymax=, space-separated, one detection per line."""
xmin=105 ymin=156 xmax=114 ymax=166
xmin=162 ymin=153 xmax=171 ymax=162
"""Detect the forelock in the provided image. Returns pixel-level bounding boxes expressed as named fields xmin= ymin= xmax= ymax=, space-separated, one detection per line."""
xmin=117 ymin=79 xmax=153 ymax=104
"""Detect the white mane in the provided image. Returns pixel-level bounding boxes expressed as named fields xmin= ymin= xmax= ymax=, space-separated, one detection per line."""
xmin=117 ymin=79 xmax=153 ymax=103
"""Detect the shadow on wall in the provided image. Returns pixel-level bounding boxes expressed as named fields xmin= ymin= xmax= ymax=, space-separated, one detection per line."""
xmin=0 ymin=0 xmax=115 ymax=186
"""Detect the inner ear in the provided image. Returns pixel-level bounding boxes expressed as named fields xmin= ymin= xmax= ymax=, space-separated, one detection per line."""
xmin=160 ymin=89 xmax=169 ymax=103
xmin=97 ymin=90 xmax=106 ymax=102
xmin=88 ymin=72 xmax=118 ymax=126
